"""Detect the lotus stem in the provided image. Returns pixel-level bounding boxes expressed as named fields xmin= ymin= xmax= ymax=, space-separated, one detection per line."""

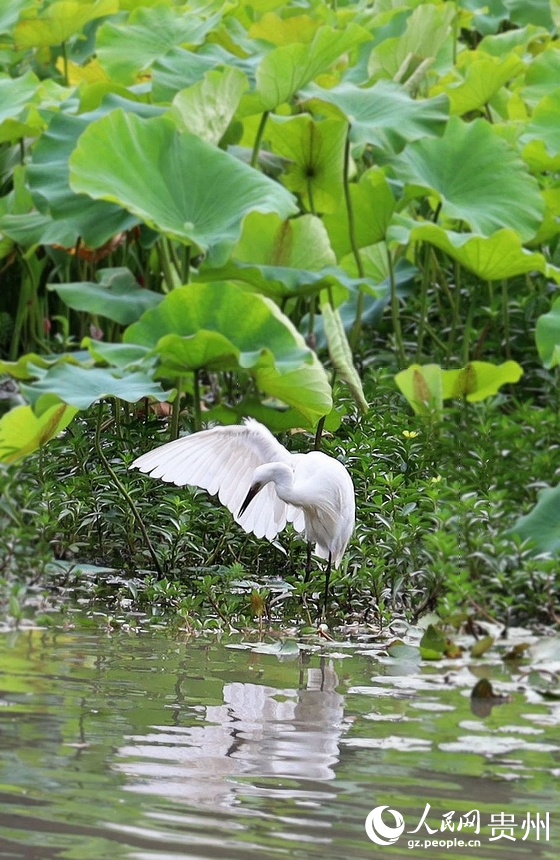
xmin=251 ymin=111 xmax=269 ymax=169
xmin=170 ymin=378 xmax=182 ymax=440
xmin=387 ymin=244 xmax=406 ymax=368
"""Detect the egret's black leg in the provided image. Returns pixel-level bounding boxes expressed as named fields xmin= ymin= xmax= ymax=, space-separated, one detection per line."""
xmin=322 ymin=552 xmax=332 ymax=618
xmin=304 ymin=542 xmax=312 ymax=583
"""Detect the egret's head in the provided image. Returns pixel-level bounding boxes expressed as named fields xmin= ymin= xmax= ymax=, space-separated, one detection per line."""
xmin=238 ymin=481 xmax=264 ymax=517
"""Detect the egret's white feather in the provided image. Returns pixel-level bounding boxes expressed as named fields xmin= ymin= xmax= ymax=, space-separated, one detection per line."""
xmin=131 ymin=418 xmax=354 ymax=566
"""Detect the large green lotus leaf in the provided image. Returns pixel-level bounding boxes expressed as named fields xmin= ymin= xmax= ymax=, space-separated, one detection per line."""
xmin=48 ymin=268 xmax=163 ymax=325
xmin=0 ymin=72 xmax=43 ymax=143
xmin=241 ymin=23 xmax=370 ymax=114
xmin=430 ymin=52 xmax=523 ymax=116
xmin=478 ymin=24 xmax=550 ymax=59
xmin=457 ymin=0 xmax=509 ymax=35
xmin=0 ymin=0 xmax=29 ymax=36
xmin=255 ymin=361 xmax=332 ymax=424
xmin=519 ymin=47 xmax=560 ymax=107
xmin=530 ymin=186 xmax=560 ymax=246
xmin=441 ymin=361 xmax=523 ymax=401
xmin=69 ymin=110 xmax=297 ymax=264
xmin=506 ymin=0 xmax=555 ymax=30
xmin=536 ymin=297 xmax=560 ymax=369
xmin=233 ymin=212 xmax=335 ymax=269
xmin=199 ymin=261 xmax=370 ymax=302
xmin=152 ymin=46 xmax=257 ymax=103
xmin=14 ymin=0 xmax=118 ymax=48
xmin=124 ymin=282 xmax=332 ymax=422
xmin=267 ymin=115 xmax=346 ymax=214
xmin=21 ymin=364 xmax=169 ymax=410
xmin=395 ymin=364 xmax=443 ymax=416
xmin=323 ymin=167 xmax=395 ymax=257
xmin=0 ymin=350 xmax=92 ymax=381
xmin=0 ymin=211 xmax=76 ymax=248
xmin=0 ymin=402 xmax=78 ymax=464
xmin=368 ymin=2 xmax=455 ymax=81
xmin=247 ymin=11 xmax=320 ymax=45
xmin=172 ymin=67 xmax=248 ymax=145
xmin=303 ymin=80 xmax=449 ymax=152
xmin=96 ymin=5 xmax=220 ymax=84
xmin=125 ymin=281 xmax=309 ymax=367
xmin=389 ymin=219 xmax=560 ymax=282
xmin=520 ymin=89 xmax=560 ymax=171
xmin=82 ymin=338 xmax=153 ymax=370
xmin=26 ymin=97 xmax=164 ymax=247
xmin=510 ymin=483 xmax=560 ymax=555
xmin=199 ymin=213 xmax=375 ymax=300
xmin=390 ymin=117 xmax=543 ymax=240
xmin=201 ymin=402 xmax=341 ymax=434
xmin=155 ymin=331 xmax=239 ymax=375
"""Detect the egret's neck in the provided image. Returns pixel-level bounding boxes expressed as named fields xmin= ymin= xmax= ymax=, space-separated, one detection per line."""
xmin=252 ymin=462 xmax=296 ymax=504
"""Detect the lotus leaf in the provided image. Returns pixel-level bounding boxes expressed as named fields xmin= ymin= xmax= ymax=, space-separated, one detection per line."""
xmin=521 ymin=89 xmax=560 ymax=171
xmin=430 ymin=52 xmax=523 ymax=116
xmin=441 ymin=361 xmax=523 ymax=401
xmin=396 ymin=360 xmax=523 ymax=415
xmin=248 ymin=12 xmax=319 ymax=46
xmin=388 ymin=220 xmax=559 ymax=282
xmin=390 ymin=116 xmax=543 ymax=240
xmin=368 ymin=2 xmax=455 ymax=81
xmin=323 ymin=167 xmax=395 ymax=257
xmin=14 ymin=0 xmax=118 ymax=49
xmin=152 ymin=46 xmax=257 ymax=103
xmin=0 ymin=71 xmax=43 ymax=143
xmin=198 ymin=213 xmax=350 ymax=300
xmin=395 ymin=364 xmax=444 ymax=416
xmin=172 ymin=67 xmax=248 ymax=145
xmin=69 ymin=110 xmax=298 ymax=264
xmin=520 ymin=47 xmax=560 ymax=106
xmin=0 ymin=402 xmax=78 ymax=463
xmin=21 ymin=365 xmax=170 ymax=410
xmin=266 ymin=115 xmax=347 ymax=214
xmin=536 ymin=297 xmax=560 ymax=368
xmin=96 ymin=5 xmax=220 ymax=84
xmin=48 ymin=268 xmax=163 ymax=325
xmin=124 ymin=282 xmax=332 ymax=423
xmin=241 ymin=24 xmax=370 ymax=114
xmin=27 ymin=97 xmax=164 ymax=247
xmin=510 ymin=483 xmax=560 ymax=555
xmin=303 ymin=80 xmax=449 ymax=152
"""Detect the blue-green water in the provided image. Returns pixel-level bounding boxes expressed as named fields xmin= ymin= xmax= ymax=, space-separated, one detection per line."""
xmin=0 ymin=627 xmax=557 ymax=859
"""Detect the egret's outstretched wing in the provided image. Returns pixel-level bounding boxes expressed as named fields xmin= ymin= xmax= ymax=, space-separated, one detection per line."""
xmin=131 ymin=419 xmax=304 ymax=541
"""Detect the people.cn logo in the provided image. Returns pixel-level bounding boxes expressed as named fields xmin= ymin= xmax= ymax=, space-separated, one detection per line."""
xmin=365 ymin=805 xmax=405 ymax=845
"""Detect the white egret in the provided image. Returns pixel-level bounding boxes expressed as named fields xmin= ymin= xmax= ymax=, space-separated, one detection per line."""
xmin=131 ymin=418 xmax=355 ymax=610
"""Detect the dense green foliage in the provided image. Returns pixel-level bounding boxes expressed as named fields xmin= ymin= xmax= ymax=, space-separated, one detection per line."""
xmin=0 ymin=0 xmax=559 ymax=629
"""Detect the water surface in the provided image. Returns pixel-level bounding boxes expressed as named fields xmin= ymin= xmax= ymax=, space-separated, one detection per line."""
xmin=0 ymin=626 xmax=557 ymax=859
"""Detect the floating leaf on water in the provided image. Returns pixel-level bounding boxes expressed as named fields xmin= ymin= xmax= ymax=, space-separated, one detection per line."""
xmin=503 ymin=643 xmax=531 ymax=661
xmin=470 ymin=636 xmax=495 ymax=658
xmin=470 ymin=678 xmax=511 ymax=717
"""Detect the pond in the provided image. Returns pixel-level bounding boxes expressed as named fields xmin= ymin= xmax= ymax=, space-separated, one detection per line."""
xmin=0 ymin=624 xmax=557 ymax=859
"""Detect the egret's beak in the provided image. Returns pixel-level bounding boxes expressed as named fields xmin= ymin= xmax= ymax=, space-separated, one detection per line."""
xmin=238 ymin=482 xmax=262 ymax=517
